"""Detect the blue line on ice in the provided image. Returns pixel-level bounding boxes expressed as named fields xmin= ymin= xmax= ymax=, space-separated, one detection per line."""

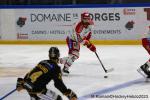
xmin=78 ymin=78 xmax=144 ymax=100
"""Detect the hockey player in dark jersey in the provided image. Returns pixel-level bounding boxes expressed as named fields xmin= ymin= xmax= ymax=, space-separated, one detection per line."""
xmin=16 ymin=47 xmax=77 ymax=100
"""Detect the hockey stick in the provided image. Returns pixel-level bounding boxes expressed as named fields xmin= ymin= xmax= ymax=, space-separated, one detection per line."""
xmin=95 ymin=52 xmax=114 ymax=73
xmin=0 ymin=88 xmax=16 ymax=100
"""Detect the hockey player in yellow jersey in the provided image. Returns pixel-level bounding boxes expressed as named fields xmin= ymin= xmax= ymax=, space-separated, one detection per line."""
xmin=16 ymin=47 xmax=77 ymax=100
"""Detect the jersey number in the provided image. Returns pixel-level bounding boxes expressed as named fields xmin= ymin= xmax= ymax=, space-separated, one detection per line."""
xmin=30 ymin=71 xmax=43 ymax=83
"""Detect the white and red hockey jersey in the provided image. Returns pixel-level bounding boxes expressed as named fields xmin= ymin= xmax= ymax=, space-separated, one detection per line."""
xmin=68 ymin=20 xmax=94 ymax=43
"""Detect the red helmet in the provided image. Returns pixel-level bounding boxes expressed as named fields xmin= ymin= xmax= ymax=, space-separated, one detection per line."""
xmin=81 ymin=12 xmax=90 ymax=21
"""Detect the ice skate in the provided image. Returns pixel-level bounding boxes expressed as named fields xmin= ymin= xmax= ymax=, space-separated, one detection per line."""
xmin=62 ymin=66 xmax=69 ymax=75
xmin=137 ymin=64 xmax=150 ymax=78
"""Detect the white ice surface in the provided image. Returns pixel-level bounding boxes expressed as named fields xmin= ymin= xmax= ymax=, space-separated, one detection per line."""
xmin=0 ymin=45 xmax=149 ymax=100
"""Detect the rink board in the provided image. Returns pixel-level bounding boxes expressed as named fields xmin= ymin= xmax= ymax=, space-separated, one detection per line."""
xmin=0 ymin=40 xmax=141 ymax=45
xmin=0 ymin=4 xmax=150 ymax=45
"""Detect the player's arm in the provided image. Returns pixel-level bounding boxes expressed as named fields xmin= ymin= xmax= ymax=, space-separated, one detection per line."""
xmin=53 ymin=68 xmax=77 ymax=100
xmin=16 ymin=70 xmax=34 ymax=92
xmin=80 ymin=24 xmax=96 ymax=52
xmin=16 ymin=77 xmax=34 ymax=92
xmin=53 ymin=72 xmax=67 ymax=93
xmin=83 ymin=40 xmax=96 ymax=52
xmin=81 ymin=32 xmax=96 ymax=52
xmin=16 ymin=65 xmax=44 ymax=92
xmin=83 ymin=25 xmax=93 ymax=41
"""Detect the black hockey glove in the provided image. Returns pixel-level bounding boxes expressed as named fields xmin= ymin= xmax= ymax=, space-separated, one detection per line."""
xmin=16 ymin=78 xmax=24 ymax=91
xmin=16 ymin=78 xmax=33 ymax=92
xmin=64 ymin=89 xmax=77 ymax=100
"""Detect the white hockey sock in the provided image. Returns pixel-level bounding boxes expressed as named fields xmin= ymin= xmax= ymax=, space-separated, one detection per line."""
xmin=59 ymin=57 xmax=69 ymax=64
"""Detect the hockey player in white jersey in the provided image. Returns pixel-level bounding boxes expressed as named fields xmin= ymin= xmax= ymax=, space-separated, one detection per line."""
xmin=60 ymin=12 xmax=96 ymax=74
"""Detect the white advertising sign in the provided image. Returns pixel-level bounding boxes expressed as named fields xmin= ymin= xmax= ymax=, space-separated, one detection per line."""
xmin=7 ymin=7 xmax=150 ymax=40
xmin=0 ymin=10 xmax=2 ymax=40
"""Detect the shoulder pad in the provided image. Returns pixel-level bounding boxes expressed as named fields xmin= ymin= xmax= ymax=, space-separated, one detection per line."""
xmin=40 ymin=60 xmax=55 ymax=70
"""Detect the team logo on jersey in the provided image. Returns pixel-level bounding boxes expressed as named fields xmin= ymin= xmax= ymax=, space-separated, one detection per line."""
xmin=17 ymin=17 xmax=27 ymax=27
xmin=125 ymin=21 xmax=135 ymax=30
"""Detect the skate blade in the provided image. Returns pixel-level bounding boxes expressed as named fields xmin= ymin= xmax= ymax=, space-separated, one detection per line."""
xmin=62 ymin=71 xmax=69 ymax=76
xmin=137 ymin=68 xmax=147 ymax=78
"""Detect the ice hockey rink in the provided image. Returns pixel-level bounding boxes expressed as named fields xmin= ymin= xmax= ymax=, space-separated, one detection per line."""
xmin=0 ymin=45 xmax=150 ymax=100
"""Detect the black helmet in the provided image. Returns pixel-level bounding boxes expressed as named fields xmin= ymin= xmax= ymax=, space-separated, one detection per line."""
xmin=49 ymin=47 xmax=60 ymax=60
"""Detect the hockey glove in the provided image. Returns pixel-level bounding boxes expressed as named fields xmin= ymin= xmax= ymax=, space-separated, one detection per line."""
xmin=83 ymin=40 xmax=96 ymax=52
xmin=87 ymin=44 xmax=96 ymax=52
xmin=83 ymin=32 xmax=92 ymax=41
xmin=83 ymin=39 xmax=91 ymax=46
xmin=16 ymin=78 xmax=24 ymax=91
xmin=16 ymin=78 xmax=33 ymax=92
xmin=64 ymin=89 xmax=77 ymax=100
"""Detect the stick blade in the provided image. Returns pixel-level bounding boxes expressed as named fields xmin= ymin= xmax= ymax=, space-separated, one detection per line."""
xmin=106 ymin=68 xmax=114 ymax=73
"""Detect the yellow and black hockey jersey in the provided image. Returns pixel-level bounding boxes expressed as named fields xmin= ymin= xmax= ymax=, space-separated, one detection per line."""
xmin=24 ymin=60 xmax=68 ymax=94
